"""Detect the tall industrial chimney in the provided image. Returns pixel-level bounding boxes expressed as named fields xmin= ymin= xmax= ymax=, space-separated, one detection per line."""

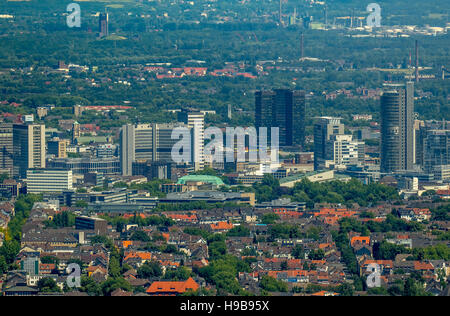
xmin=279 ymin=0 xmax=283 ymax=25
xmin=301 ymin=33 xmax=304 ymax=60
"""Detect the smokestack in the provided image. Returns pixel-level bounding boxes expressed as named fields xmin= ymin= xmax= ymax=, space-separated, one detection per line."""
xmin=415 ymin=40 xmax=419 ymax=83
xmin=279 ymin=0 xmax=282 ymax=25
xmin=301 ymin=33 xmax=304 ymax=60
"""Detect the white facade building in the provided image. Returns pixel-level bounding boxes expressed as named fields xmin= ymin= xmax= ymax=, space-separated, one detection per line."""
xmin=26 ymin=169 xmax=73 ymax=193
xmin=325 ymin=134 xmax=365 ymax=168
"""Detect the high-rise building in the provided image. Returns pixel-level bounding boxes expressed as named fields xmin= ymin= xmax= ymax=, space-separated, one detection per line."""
xmin=178 ymin=109 xmax=205 ymax=171
xmin=313 ymin=117 xmax=345 ymax=170
xmin=13 ymin=124 xmax=46 ymax=179
xmin=120 ymin=123 xmax=189 ymax=176
xmin=0 ymin=123 xmax=13 ymax=177
xmin=72 ymin=121 xmax=81 ymax=142
xmin=99 ymin=13 xmax=109 ymax=38
xmin=48 ymin=138 xmax=69 ymax=158
xmin=413 ymin=120 xmax=425 ymax=166
xmin=255 ymin=89 xmax=306 ymax=148
xmin=423 ymin=129 xmax=450 ymax=180
xmin=380 ymin=82 xmax=414 ymax=173
xmin=26 ymin=169 xmax=73 ymax=194
xmin=326 ymin=134 xmax=365 ymax=168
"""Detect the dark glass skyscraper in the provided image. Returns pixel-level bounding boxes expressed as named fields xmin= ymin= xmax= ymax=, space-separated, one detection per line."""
xmin=0 ymin=123 xmax=13 ymax=177
xmin=99 ymin=13 xmax=109 ymax=38
xmin=255 ymin=89 xmax=306 ymax=148
xmin=380 ymin=82 xmax=414 ymax=173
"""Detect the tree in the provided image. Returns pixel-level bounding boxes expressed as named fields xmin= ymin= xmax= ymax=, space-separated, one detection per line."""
xmin=165 ymin=266 xmax=192 ymax=281
xmin=367 ymin=287 xmax=389 ymax=295
xmin=308 ymin=249 xmax=325 ymax=260
xmin=0 ymin=240 xmax=20 ymax=264
xmin=137 ymin=261 xmax=163 ymax=279
xmin=373 ymin=241 xmax=408 ymax=261
xmin=108 ymin=255 xmax=121 ymax=278
xmin=259 ymin=275 xmax=288 ymax=292
xmin=213 ymin=271 xmax=243 ymax=295
xmin=261 ymin=213 xmax=279 ymax=224
xmin=291 ymin=245 xmax=305 ymax=259
xmin=80 ymin=276 xmax=102 ymax=296
xmin=101 ymin=278 xmax=132 ymax=296
xmin=38 ymin=277 xmax=60 ymax=293
xmin=227 ymin=225 xmax=250 ymax=237
xmin=0 ymin=256 xmax=7 ymax=274
xmin=208 ymin=240 xmax=227 ymax=259
xmin=130 ymin=231 xmax=151 ymax=242
xmin=337 ymin=283 xmax=354 ymax=296
xmin=431 ymin=204 xmax=449 ymax=221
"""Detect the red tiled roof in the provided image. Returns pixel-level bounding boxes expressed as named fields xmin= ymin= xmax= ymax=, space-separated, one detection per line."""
xmin=210 ymin=221 xmax=233 ymax=230
xmin=350 ymin=236 xmax=370 ymax=247
xmin=146 ymin=277 xmax=199 ymax=295
xmin=414 ymin=261 xmax=434 ymax=271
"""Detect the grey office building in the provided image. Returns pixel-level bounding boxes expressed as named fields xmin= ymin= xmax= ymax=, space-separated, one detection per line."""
xmin=13 ymin=124 xmax=46 ymax=179
xmin=47 ymin=157 xmax=120 ymax=175
xmin=423 ymin=129 xmax=450 ymax=177
xmin=255 ymin=89 xmax=306 ymax=148
xmin=313 ymin=117 xmax=345 ymax=170
xmin=0 ymin=123 xmax=13 ymax=177
xmin=120 ymin=123 xmax=189 ymax=176
xmin=380 ymin=82 xmax=414 ymax=173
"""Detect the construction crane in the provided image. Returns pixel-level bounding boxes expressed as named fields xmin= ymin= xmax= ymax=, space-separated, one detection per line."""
xmin=252 ymin=32 xmax=259 ymax=42
xmin=235 ymin=33 xmax=245 ymax=42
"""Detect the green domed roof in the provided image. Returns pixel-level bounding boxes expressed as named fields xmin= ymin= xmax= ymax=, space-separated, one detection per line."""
xmin=177 ymin=175 xmax=225 ymax=186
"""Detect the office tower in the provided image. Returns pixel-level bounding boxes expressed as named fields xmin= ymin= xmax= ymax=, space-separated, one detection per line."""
xmin=423 ymin=129 xmax=450 ymax=180
xmin=380 ymin=82 xmax=414 ymax=173
xmin=326 ymin=134 xmax=365 ymax=168
xmin=0 ymin=123 xmax=13 ymax=177
xmin=255 ymin=89 xmax=306 ymax=148
xmin=313 ymin=117 xmax=345 ymax=170
xmin=26 ymin=169 xmax=73 ymax=194
xmin=13 ymin=124 xmax=45 ymax=179
xmin=99 ymin=13 xmax=109 ymax=38
xmin=413 ymin=120 xmax=425 ymax=166
xmin=178 ymin=109 xmax=205 ymax=171
xmin=73 ymin=121 xmax=81 ymax=142
xmin=120 ymin=123 xmax=189 ymax=176
xmin=74 ymin=105 xmax=83 ymax=117
xmin=48 ymin=138 xmax=69 ymax=158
